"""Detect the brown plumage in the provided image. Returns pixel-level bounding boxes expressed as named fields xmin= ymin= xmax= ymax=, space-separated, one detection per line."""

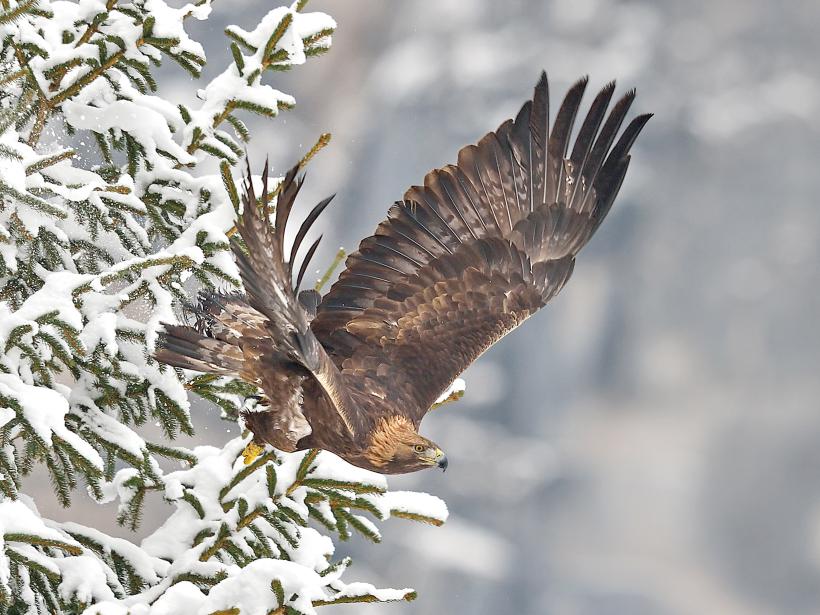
xmin=154 ymin=73 xmax=651 ymax=474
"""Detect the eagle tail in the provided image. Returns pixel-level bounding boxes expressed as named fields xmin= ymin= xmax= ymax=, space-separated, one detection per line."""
xmin=155 ymin=289 xmax=263 ymax=376
xmin=154 ymin=323 xmax=244 ymax=376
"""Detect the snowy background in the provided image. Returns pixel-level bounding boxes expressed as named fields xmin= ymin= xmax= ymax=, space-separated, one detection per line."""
xmin=33 ymin=0 xmax=820 ymax=613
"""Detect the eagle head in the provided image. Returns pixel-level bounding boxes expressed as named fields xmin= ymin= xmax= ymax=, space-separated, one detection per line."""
xmin=365 ymin=415 xmax=448 ymax=474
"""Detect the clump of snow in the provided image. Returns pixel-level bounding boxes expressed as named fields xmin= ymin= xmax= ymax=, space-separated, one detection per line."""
xmin=309 ymin=450 xmax=389 ymax=491
xmin=0 ymin=499 xmax=80 ymax=546
xmin=435 ymin=377 xmax=467 ymax=405
xmin=64 ymin=100 xmax=197 ymax=166
xmin=369 ymin=491 xmax=449 ymax=524
xmin=0 ymin=376 xmax=102 ymax=471
xmin=55 ymin=555 xmax=117 ymax=605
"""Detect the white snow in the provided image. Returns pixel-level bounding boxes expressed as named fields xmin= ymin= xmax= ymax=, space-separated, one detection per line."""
xmin=435 ymin=377 xmax=467 ymax=405
xmin=55 ymin=555 xmax=117 ymax=604
xmin=0 ymin=499 xmax=79 ymax=546
xmin=375 ymin=491 xmax=449 ymax=524
xmin=0 ymin=376 xmax=103 ymax=471
xmin=64 ymin=99 xmax=197 ymax=166
xmin=309 ymin=451 xmax=388 ymax=491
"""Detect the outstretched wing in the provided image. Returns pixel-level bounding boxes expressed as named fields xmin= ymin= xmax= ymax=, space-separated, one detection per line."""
xmin=231 ymin=163 xmax=358 ymax=438
xmin=311 ymin=73 xmax=651 ymax=425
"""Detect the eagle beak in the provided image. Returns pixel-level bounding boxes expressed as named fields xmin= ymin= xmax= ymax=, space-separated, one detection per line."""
xmin=430 ymin=448 xmax=447 ymax=472
xmin=420 ymin=447 xmax=448 ymax=471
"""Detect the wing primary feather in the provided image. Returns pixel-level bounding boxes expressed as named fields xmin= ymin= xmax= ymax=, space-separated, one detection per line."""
xmin=528 ymin=71 xmax=549 ymax=211
xmin=243 ymin=156 xmax=256 ymax=205
xmin=530 ymin=72 xmax=549 ymax=209
xmin=527 ymin=120 xmax=534 ymax=214
xmin=385 ymin=215 xmax=439 ymax=260
xmin=507 ymin=145 xmax=524 ymax=218
xmin=456 ymin=146 xmax=502 ymax=234
xmin=507 ymin=104 xmax=533 ymax=216
xmin=335 ymin=282 xmax=382 ymax=292
xmin=296 ymin=234 xmax=322 ymax=292
xmin=567 ymin=81 xmax=615 ymax=211
xmin=576 ymin=88 xmax=636 ymax=213
xmin=600 ymin=112 xmax=653 ymax=173
xmin=367 ymin=237 xmax=424 ymax=267
xmin=488 ymin=130 xmax=515 ymax=232
xmin=547 ymin=76 xmax=588 ymax=206
xmin=356 ymin=253 xmax=410 ymax=275
xmin=230 ymin=241 xmax=269 ymax=311
xmin=273 ymin=165 xmax=295 ymax=256
xmin=338 ymin=270 xmax=393 ymax=284
xmin=469 ymin=153 xmax=504 ymax=233
xmin=418 ymin=190 xmax=463 ymax=243
xmin=592 ymin=117 xmax=651 ymax=214
xmin=449 ymin=165 xmax=491 ymax=232
xmin=289 ymin=194 xmax=335 ymax=282
xmin=579 ymin=115 xmax=650 ymax=244
xmin=586 ymin=157 xmax=631 ymax=243
xmin=261 ymin=158 xmax=270 ymax=218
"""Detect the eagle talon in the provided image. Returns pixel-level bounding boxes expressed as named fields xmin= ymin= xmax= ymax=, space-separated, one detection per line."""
xmin=242 ymin=441 xmax=264 ymax=465
xmin=242 ymin=394 xmax=267 ymax=413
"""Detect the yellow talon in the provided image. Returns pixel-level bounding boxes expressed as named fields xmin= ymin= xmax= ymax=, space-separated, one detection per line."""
xmin=242 ymin=441 xmax=264 ymax=465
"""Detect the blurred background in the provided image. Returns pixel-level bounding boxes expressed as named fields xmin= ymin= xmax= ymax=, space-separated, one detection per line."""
xmin=42 ymin=0 xmax=820 ymax=613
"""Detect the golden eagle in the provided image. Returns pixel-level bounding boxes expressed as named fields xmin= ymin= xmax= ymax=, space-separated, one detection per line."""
xmin=155 ymin=73 xmax=651 ymax=474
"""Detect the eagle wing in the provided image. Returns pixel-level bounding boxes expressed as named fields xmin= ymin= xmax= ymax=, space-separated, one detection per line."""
xmin=231 ymin=163 xmax=358 ymax=439
xmin=310 ymin=73 xmax=651 ymax=425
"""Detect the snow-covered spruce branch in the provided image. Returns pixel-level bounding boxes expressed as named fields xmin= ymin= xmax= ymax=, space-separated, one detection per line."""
xmin=0 ymin=1 xmax=447 ymax=613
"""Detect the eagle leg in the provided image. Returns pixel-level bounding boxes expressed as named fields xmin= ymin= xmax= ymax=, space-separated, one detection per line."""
xmin=242 ymin=440 xmax=266 ymax=465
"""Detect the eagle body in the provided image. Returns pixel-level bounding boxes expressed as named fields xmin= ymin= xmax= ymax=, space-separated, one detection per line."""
xmin=155 ymin=73 xmax=651 ymax=474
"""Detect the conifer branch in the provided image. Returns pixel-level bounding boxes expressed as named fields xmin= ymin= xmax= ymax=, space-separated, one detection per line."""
xmin=25 ymin=149 xmax=75 ymax=174
xmin=50 ymin=45 xmax=135 ymax=106
xmin=315 ymin=247 xmax=345 ymax=291
xmin=75 ymin=0 xmax=117 ymax=47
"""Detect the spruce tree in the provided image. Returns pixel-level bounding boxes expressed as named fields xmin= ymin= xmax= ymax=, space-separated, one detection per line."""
xmin=0 ymin=1 xmax=450 ymax=612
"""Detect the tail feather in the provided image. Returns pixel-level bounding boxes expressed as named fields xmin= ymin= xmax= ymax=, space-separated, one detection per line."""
xmin=192 ymin=290 xmax=267 ymax=341
xmin=155 ymin=324 xmax=244 ymax=375
xmin=155 ymin=289 xmax=267 ymax=376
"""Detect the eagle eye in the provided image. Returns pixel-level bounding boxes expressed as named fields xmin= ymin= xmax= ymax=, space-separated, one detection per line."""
xmin=413 ymin=444 xmax=425 ymax=453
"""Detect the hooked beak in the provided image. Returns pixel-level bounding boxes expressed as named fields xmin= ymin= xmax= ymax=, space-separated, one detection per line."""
xmin=422 ymin=447 xmax=448 ymax=471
